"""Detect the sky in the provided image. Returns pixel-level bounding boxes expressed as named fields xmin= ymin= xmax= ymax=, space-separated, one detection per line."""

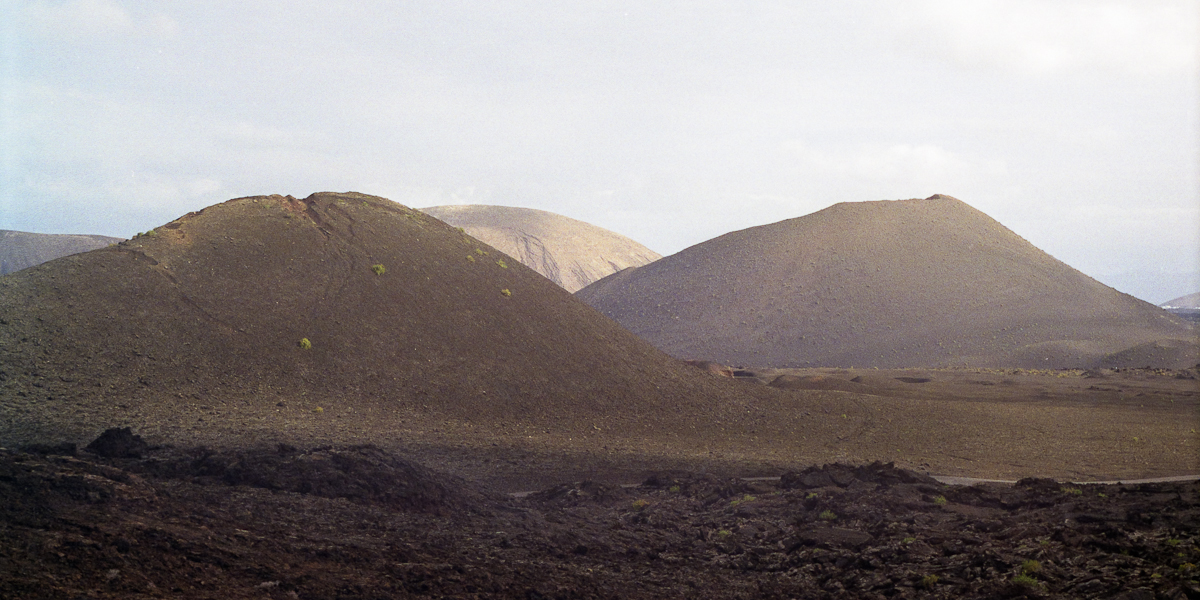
xmin=2 ymin=1 xmax=1197 ymax=304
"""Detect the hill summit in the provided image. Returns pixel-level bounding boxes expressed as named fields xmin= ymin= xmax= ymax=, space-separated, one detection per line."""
xmin=420 ymin=205 xmax=661 ymax=292
xmin=577 ymin=195 xmax=1196 ymax=369
xmin=0 ymin=192 xmax=767 ymax=448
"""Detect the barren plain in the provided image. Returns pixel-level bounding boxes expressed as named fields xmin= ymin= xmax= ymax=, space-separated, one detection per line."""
xmin=1 ymin=192 xmax=1196 ymax=598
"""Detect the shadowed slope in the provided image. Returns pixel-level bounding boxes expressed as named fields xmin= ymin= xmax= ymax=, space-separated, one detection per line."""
xmin=577 ymin=195 xmax=1195 ymax=369
xmin=420 ymin=205 xmax=661 ymax=292
xmin=0 ymin=230 xmax=124 ymax=275
xmin=0 ymin=192 xmax=766 ymax=448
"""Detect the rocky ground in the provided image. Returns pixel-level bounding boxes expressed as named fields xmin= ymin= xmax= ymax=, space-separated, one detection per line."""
xmin=1 ymin=430 xmax=1197 ymax=599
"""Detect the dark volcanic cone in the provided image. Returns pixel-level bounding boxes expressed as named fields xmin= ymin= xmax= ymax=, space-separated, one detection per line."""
xmin=577 ymin=195 xmax=1196 ymax=369
xmin=0 ymin=192 xmax=767 ymax=447
xmin=420 ymin=205 xmax=661 ymax=292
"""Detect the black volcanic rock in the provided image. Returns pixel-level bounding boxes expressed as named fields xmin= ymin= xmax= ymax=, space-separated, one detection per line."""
xmin=84 ymin=427 xmax=148 ymax=458
xmin=577 ymin=195 xmax=1196 ymax=369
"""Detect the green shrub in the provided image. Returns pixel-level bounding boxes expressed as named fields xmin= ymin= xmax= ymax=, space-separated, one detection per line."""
xmin=1012 ymin=574 xmax=1040 ymax=588
xmin=730 ymin=494 xmax=756 ymax=507
xmin=818 ymin=510 xmax=837 ymax=521
xmin=497 ymin=259 xmax=508 ymax=269
xmin=371 ymin=264 xmax=386 ymax=276
xmin=1021 ymin=559 xmax=1041 ymax=575
xmin=632 ymin=499 xmax=650 ymax=511
xmin=933 ymin=495 xmax=947 ymax=505
xmin=920 ymin=574 xmax=939 ymax=588
xmin=298 ymin=338 xmax=312 ymax=350
xmin=501 ymin=289 xmax=512 ymax=297
xmin=466 ymin=255 xmax=475 ymax=262
xmin=668 ymin=485 xmax=681 ymax=493
xmin=1060 ymin=487 xmax=1083 ymax=495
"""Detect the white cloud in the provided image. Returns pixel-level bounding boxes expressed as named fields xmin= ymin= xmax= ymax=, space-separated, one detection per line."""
xmin=892 ymin=0 xmax=1198 ymax=77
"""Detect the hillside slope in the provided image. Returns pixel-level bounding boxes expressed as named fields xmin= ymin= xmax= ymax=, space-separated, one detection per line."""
xmin=577 ymin=195 xmax=1196 ymax=369
xmin=0 ymin=230 xmax=123 ymax=275
xmin=0 ymin=193 xmax=769 ymax=448
xmin=420 ymin=205 xmax=661 ymax=292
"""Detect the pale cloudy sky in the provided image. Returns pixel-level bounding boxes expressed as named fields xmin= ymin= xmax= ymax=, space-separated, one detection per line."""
xmin=2 ymin=1 xmax=1197 ymax=303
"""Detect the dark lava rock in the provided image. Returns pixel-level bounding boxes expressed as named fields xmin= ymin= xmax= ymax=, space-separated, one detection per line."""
xmin=1 ymin=452 xmax=1196 ymax=599
xmin=780 ymin=461 xmax=938 ymax=489
xmin=792 ymin=525 xmax=874 ymax=549
xmin=136 ymin=444 xmax=492 ymax=515
xmin=84 ymin=426 xmax=147 ymax=458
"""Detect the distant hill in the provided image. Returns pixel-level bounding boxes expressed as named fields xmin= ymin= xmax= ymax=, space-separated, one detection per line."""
xmin=0 ymin=230 xmax=124 ymax=275
xmin=420 ymin=205 xmax=661 ymax=292
xmin=1162 ymin=292 xmax=1200 ymax=324
xmin=577 ymin=195 xmax=1197 ymax=369
xmin=0 ymin=192 xmax=782 ymax=449
xmin=1162 ymin=292 xmax=1200 ymax=310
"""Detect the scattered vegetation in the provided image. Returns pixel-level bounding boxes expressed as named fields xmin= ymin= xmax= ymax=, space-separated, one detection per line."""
xmin=920 ymin=574 xmax=939 ymax=588
xmin=716 ymin=529 xmax=732 ymax=538
xmin=933 ymin=495 xmax=948 ymax=505
xmin=313 ymin=407 xmax=323 ymax=414
xmin=902 ymin=537 xmax=917 ymax=544
xmin=501 ymin=289 xmax=512 ymax=297
xmin=1061 ymin=487 xmax=1083 ymax=495
xmin=475 ymin=248 xmax=486 ymax=255
xmin=729 ymin=494 xmax=756 ymax=507
xmin=298 ymin=338 xmax=312 ymax=350
xmin=497 ymin=259 xmax=508 ymax=269
xmin=668 ymin=485 xmax=681 ymax=493
xmin=1021 ymin=559 xmax=1042 ymax=575
xmin=1012 ymin=574 xmax=1040 ymax=588
xmin=631 ymin=499 xmax=650 ymax=511
xmin=818 ymin=510 xmax=837 ymax=521
xmin=466 ymin=255 xmax=475 ymax=262
xmin=371 ymin=264 xmax=386 ymax=276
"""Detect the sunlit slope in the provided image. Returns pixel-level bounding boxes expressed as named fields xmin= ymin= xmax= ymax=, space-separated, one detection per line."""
xmin=421 ymin=205 xmax=661 ymax=292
